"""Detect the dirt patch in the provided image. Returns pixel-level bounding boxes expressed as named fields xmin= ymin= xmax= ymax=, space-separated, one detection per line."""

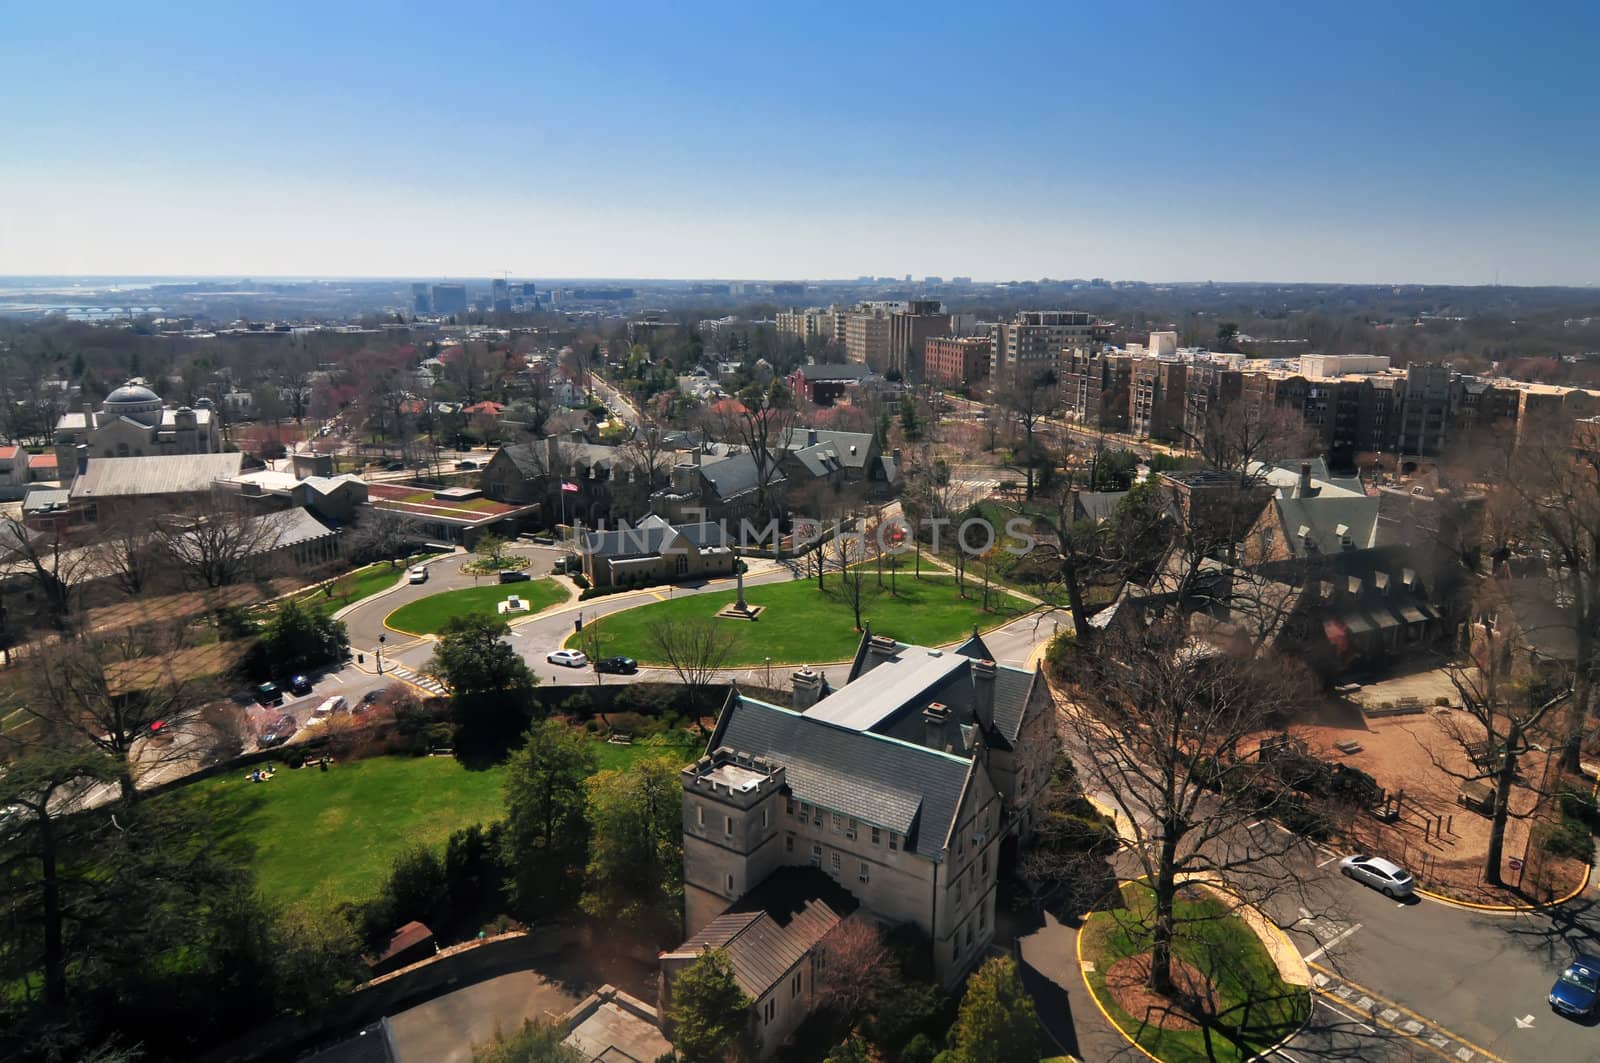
xmin=1103 ymin=953 xmax=1212 ymax=1032
xmin=1286 ymin=705 xmax=1587 ymax=906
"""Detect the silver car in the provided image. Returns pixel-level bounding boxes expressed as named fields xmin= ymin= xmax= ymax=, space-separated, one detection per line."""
xmin=1339 ymin=854 xmax=1415 ymax=897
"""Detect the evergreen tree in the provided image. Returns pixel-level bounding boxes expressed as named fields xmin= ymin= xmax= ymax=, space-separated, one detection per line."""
xmin=666 ymin=950 xmax=751 ymax=1063
xmin=945 ymin=957 xmax=1043 ymax=1063
xmin=501 ymin=721 xmax=597 ymax=910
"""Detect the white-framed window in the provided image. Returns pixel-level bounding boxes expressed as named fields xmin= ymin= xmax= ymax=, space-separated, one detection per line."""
xmin=832 ymin=813 xmax=843 ymax=833
xmin=696 ymin=804 xmax=704 ymax=827
xmin=830 ymin=852 xmax=841 ymax=871
xmin=764 ymin=998 xmax=775 ymax=1023
xmin=859 ymin=861 xmax=870 ymax=883
xmin=889 ymin=833 xmax=899 ymax=851
xmin=871 ymin=826 xmax=881 ymax=845
xmin=791 ymin=972 xmax=802 ymax=999
xmin=810 ymin=844 xmax=822 ymax=867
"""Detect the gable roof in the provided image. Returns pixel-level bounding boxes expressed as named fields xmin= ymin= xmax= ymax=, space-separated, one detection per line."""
xmin=1270 ymin=491 xmax=1380 ymax=557
xmin=700 ymin=453 xmax=775 ymax=499
xmin=667 ymin=869 xmax=854 ymax=999
xmin=794 ymin=363 xmax=876 ymax=382
xmin=583 ymin=518 xmax=729 ymax=559
xmin=711 ymin=696 xmax=973 ymax=859
xmin=69 ymin=452 xmax=245 ymax=500
xmin=780 ymin=428 xmax=875 ymax=470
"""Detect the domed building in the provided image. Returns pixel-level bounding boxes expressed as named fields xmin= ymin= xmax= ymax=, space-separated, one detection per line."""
xmin=53 ymin=378 xmax=221 ymax=468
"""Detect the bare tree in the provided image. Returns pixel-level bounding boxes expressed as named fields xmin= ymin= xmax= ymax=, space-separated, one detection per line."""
xmin=0 ymin=511 xmax=95 ymax=629
xmin=701 ymin=394 xmax=798 ymax=522
xmin=825 ymin=522 xmax=868 ymax=630
xmin=12 ymin=628 xmax=224 ymax=803
xmin=156 ymin=494 xmax=290 ymax=588
xmin=1063 ymin=615 xmax=1319 ymax=996
xmin=620 ymin=417 xmax=672 ymax=494
xmin=1436 ymin=583 xmax=1569 ymax=885
xmin=1504 ymin=412 xmax=1600 ymax=771
xmin=996 ymin=368 xmax=1057 ymax=499
xmin=85 ymin=502 xmax=165 ymax=597
xmin=344 ymin=505 xmax=419 ymax=568
xmin=643 ymin=616 xmax=739 ymax=732
xmin=812 ymin=917 xmax=892 ymax=1021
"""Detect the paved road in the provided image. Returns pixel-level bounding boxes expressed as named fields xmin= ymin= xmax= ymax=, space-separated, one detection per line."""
xmin=1030 ymin=698 xmax=1600 ymax=1063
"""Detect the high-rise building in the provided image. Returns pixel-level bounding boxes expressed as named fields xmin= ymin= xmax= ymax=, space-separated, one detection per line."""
xmin=411 ymin=283 xmax=431 ymax=315
xmin=887 ymin=300 xmax=949 ymax=379
xmin=431 ymin=283 xmax=468 ymax=315
xmin=1061 ymin=348 xmax=1132 ymax=431
xmin=843 ymin=309 xmax=891 ymax=369
xmin=989 ymin=311 xmax=1108 ymax=387
xmin=491 ymin=278 xmax=512 ymax=314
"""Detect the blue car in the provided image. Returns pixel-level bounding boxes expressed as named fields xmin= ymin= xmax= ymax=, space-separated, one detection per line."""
xmin=1549 ymin=955 xmax=1600 ymax=1019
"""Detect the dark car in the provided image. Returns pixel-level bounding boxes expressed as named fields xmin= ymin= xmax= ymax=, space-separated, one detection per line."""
xmin=594 ymin=656 xmax=638 ymax=675
xmin=258 ymin=712 xmax=297 ymax=748
xmin=498 ymin=570 xmax=531 ymax=583
xmin=254 ymin=681 xmax=283 ymax=706
xmin=288 ymin=674 xmax=313 ymax=696
xmin=1550 ymin=955 xmax=1600 ymax=1019
xmin=384 ymin=460 xmax=406 ymax=471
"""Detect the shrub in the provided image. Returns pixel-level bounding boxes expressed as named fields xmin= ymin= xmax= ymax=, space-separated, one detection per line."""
xmin=1435 ymin=695 xmax=1451 ymax=707
xmin=1043 ymin=630 xmax=1078 ymax=681
xmin=1538 ymin=816 xmax=1595 ymax=860
xmin=614 ymin=684 xmax=679 ymax=717
xmin=559 ymin=692 xmax=595 ymax=718
xmin=571 ymin=572 xmax=591 ymax=590
xmin=1556 ymin=780 xmax=1600 ymax=832
xmin=608 ymin=711 xmax=648 ymax=736
xmin=283 ymin=747 xmax=307 ymax=769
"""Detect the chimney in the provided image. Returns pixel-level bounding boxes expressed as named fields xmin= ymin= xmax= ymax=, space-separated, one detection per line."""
xmin=791 ymin=667 xmax=824 ymax=712
xmin=1297 ymin=462 xmax=1313 ymax=498
xmin=869 ymin=635 xmax=899 ymax=660
xmin=807 ymin=428 xmax=818 ymax=446
xmin=892 ymin=447 xmax=902 ymax=464
xmin=923 ymin=702 xmax=950 ymax=750
xmin=545 ymin=433 xmax=560 ymax=471
xmin=972 ymin=659 xmax=997 ymax=732
xmin=75 ymin=444 xmax=89 ymax=477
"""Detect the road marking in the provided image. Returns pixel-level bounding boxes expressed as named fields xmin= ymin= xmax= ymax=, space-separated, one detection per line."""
xmin=1514 ymin=1014 xmax=1535 ymax=1029
xmin=1309 ymin=962 xmax=1513 ymax=1063
xmin=1245 ymin=820 xmax=1264 ymax=830
xmin=1303 ymin=922 xmax=1362 ymax=963
xmin=1317 ymin=853 xmax=1341 ymax=867
xmin=1314 ymin=997 xmax=1375 ymax=1033
xmin=1266 ymin=1048 xmax=1304 ymax=1063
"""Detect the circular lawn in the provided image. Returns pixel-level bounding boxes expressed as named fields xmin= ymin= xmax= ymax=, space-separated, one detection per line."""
xmin=385 ymin=578 xmax=567 ymax=636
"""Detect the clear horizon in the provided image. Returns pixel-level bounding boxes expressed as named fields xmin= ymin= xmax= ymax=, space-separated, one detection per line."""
xmin=4 ymin=1 xmax=1597 ymax=286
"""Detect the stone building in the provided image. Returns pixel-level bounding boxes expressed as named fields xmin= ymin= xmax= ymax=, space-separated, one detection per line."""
xmin=53 ymin=379 xmax=220 ymax=469
xmin=675 ymin=631 xmax=1057 ymax=1004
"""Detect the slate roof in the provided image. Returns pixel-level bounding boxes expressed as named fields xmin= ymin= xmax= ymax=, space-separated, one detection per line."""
xmin=788 ymin=442 xmax=845 ymax=479
xmin=1271 ymin=491 xmax=1380 ymax=557
xmin=711 ymin=696 xmax=973 ymax=859
xmin=583 ymin=516 xmax=729 ymax=558
xmin=1074 ymin=490 xmax=1125 ymax=522
xmin=669 ymin=869 xmax=854 ymax=999
xmin=69 ymin=452 xmax=245 ymax=500
xmin=780 ymin=428 xmax=874 ymax=471
xmin=700 ymin=453 xmax=776 ymax=499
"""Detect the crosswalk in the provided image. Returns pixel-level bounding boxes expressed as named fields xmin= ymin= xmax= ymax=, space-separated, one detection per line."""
xmin=379 ymin=663 xmax=447 ymax=697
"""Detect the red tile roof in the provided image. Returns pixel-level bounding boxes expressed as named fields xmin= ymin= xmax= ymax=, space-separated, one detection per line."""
xmin=27 ymin=452 xmax=57 ymax=468
xmin=0 ymin=446 xmax=19 ymax=460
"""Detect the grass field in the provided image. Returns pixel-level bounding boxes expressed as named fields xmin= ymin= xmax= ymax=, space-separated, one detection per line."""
xmin=175 ymin=755 xmax=509 ymax=912
xmin=385 ymin=578 xmax=566 ymax=635
xmin=294 ymin=554 xmax=441 ymax=620
xmin=171 ymin=728 xmax=700 ymax=913
xmin=1080 ymin=882 xmax=1310 ymax=1063
xmin=570 ymin=573 xmax=1030 ymax=665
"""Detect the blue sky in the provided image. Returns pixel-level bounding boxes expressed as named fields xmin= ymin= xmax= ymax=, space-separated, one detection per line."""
xmin=3 ymin=0 xmax=1597 ymax=284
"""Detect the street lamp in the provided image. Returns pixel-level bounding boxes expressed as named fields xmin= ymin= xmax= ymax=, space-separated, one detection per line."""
xmin=376 ymin=633 xmax=386 ymax=676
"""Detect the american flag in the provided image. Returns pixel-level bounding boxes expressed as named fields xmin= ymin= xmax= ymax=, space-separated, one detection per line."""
xmin=560 ymin=480 xmax=580 ymax=493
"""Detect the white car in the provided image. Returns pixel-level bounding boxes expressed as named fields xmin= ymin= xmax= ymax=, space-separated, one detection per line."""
xmin=1339 ymin=854 xmax=1415 ymax=897
xmin=408 ymin=565 xmax=429 ymax=584
xmin=547 ymin=649 xmax=588 ymax=668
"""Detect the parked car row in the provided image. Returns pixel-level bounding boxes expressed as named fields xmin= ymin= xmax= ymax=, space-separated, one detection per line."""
xmin=544 ymin=649 xmax=638 ymax=674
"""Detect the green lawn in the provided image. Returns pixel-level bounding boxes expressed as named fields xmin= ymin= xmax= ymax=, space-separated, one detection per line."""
xmin=294 ymin=554 xmax=441 ymax=620
xmin=1081 ymin=882 xmax=1310 ymax=1063
xmin=385 ymin=578 xmax=567 ymax=635
xmin=174 ymin=755 xmax=508 ymax=912
xmin=570 ymin=573 xmax=1031 ymax=666
xmin=590 ymin=730 xmax=703 ymax=772
xmin=170 ymin=731 xmax=700 ymax=914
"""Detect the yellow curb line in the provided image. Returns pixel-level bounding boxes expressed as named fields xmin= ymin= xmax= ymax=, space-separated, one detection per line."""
xmin=1412 ymin=774 xmax=1598 ymax=913
xmin=1075 ymin=915 xmax=1162 ymax=1063
xmin=1075 ymin=878 xmax=1313 ymax=1063
xmin=1306 ymin=961 xmax=1512 ymax=1063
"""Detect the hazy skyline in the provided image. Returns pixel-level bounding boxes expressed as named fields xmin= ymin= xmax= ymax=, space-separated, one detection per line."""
xmin=4 ymin=1 xmax=1597 ymax=286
